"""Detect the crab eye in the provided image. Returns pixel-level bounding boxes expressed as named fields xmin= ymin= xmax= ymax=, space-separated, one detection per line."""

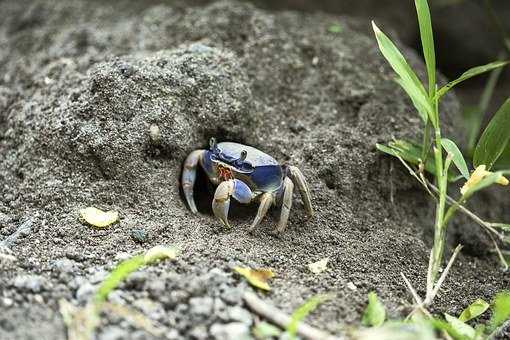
xmin=209 ymin=137 xmax=217 ymax=150
xmin=239 ymin=150 xmax=247 ymax=161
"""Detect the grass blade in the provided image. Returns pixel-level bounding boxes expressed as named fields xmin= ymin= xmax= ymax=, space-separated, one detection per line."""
xmin=436 ymin=61 xmax=509 ymax=100
xmin=372 ymin=21 xmax=434 ymax=125
xmin=95 ymin=255 xmax=146 ymax=305
xmin=395 ymin=77 xmax=432 ymax=123
xmin=415 ymin=0 xmax=436 ymax=96
xmin=465 ymin=64 xmax=503 ymax=156
xmin=286 ymin=294 xmax=330 ymax=339
xmin=473 ymin=98 xmax=510 ymax=170
xmin=441 ymin=138 xmax=469 ymax=179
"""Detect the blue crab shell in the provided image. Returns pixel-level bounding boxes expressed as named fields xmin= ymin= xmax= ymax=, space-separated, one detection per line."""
xmin=202 ymin=142 xmax=283 ymax=192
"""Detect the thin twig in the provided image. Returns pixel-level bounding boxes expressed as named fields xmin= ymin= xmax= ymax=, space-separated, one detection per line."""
xmin=487 ymin=231 xmax=509 ymax=271
xmin=400 ymin=273 xmax=431 ymax=317
xmin=243 ymin=291 xmax=341 ymax=340
xmin=428 ymin=244 xmax=463 ymax=303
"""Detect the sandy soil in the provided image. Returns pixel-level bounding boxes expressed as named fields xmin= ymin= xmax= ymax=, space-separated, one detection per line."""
xmin=0 ymin=1 xmax=509 ymax=339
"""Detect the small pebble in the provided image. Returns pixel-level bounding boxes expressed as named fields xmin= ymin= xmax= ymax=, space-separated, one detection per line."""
xmin=189 ymin=296 xmax=214 ymax=316
xmin=210 ymin=322 xmax=251 ymax=340
xmin=99 ymin=326 xmax=128 ymax=340
xmin=149 ymin=124 xmax=161 ymax=145
xmin=2 ymin=297 xmax=14 ymax=307
xmin=130 ymin=228 xmax=148 ymax=243
xmin=347 ymin=281 xmax=357 ymax=291
xmin=12 ymin=275 xmax=46 ymax=293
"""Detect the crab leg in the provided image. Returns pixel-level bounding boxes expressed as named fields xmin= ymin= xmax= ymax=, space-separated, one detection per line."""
xmin=181 ymin=149 xmax=205 ymax=213
xmin=277 ymin=177 xmax=294 ymax=233
xmin=212 ymin=179 xmax=253 ymax=228
xmin=288 ymin=165 xmax=313 ymax=217
xmin=249 ymin=192 xmax=274 ymax=232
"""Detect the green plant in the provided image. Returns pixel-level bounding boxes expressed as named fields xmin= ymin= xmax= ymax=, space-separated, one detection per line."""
xmin=373 ymin=0 xmax=509 ymax=307
xmin=358 ymin=291 xmax=510 ymax=340
xmin=60 ymin=246 xmax=178 ymax=340
xmin=361 ymin=292 xmax=386 ymax=327
xmin=286 ymin=294 xmax=331 ymax=340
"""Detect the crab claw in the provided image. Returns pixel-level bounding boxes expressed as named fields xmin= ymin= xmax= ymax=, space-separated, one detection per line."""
xmin=212 ymin=181 xmax=234 ymax=228
xmin=212 ymin=179 xmax=253 ymax=228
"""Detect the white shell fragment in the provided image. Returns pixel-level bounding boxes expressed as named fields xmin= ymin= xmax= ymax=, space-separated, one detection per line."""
xmin=144 ymin=246 xmax=179 ymax=264
xmin=307 ymin=258 xmax=329 ymax=274
xmin=79 ymin=207 xmax=119 ymax=228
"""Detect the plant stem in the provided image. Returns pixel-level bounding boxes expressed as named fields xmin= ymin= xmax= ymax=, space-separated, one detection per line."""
xmin=429 ymin=125 xmax=446 ymax=294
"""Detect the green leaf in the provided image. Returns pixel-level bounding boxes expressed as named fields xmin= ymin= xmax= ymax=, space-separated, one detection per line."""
xmin=441 ymin=138 xmax=469 ymax=179
xmin=414 ymin=0 xmax=436 ymax=96
xmin=395 ymin=77 xmax=432 ymax=123
xmin=464 ymin=63 xmax=503 ymax=156
xmin=430 ymin=318 xmax=471 ymax=340
xmin=436 ymin=61 xmax=509 ymax=100
xmin=473 ymin=99 xmax=510 ymax=170
xmin=287 ymin=294 xmax=330 ymax=339
xmin=376 ymin=140 xmax=463 ymax=182
xmin=488 ymin=291 xmax=510 ymax=332
xmin=327 ymin=23 xmax=342 ymax=33
xmin=458 ymin=298 xmax=490 ymax=322
xmin=444 ymin=313 xmax=476 ymax=339
xmin=494 ymin=149 xmax=510 ymax=170
xmin=362 ymin=292 xmax=386 ymax=327
xmin=372 ymin=21 xmax=434 ymax=125
xmin=463 ymin=106 xmax=484 ymax=157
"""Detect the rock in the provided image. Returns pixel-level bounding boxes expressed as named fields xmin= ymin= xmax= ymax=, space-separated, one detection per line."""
xmin=76 ymin=282 xmax=95 ymax=303
xmin=88 ymin=269 xmax=108 ymax=284
xmin=220 ymin=286 xmax=244 ymax=305
xmin=12 ymin=275 xmax=46 ymax=293
xmin=146 ymin=279 xmax=166 ymax=297
xmin=133 ymin=298 xmax=165 ymax=320
xmin=130 ymin=228 xmax=148 ymax=243
xmin=189 ymin=325 xmax=208 ymax=340
xmin=210 ymin=322 xmax=251 ymax=340
xmin=189 ymin=296 xmax=214 ymax=316
xmin=51 ymin=258 xmax=76 ymax=273
xmin=98 ymin=326 xmax=128 ymax=340
xmin=226 ymin=306 xmax=253 ymax=325
xmin=1 ymin=297 xmax=14 ymax=308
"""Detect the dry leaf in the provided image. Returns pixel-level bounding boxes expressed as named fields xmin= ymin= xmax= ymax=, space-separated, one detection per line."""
xmin=308 ymin=258 xmax=329 ymax=274
xmin=144 ymin=246 xmax=179 ymax=264
xmin=234 ymin=267 xmax=275 ymax=291
xmin=80 ymin=207 xmax=119 ymax=228
xmin=460 ymin=165 xmax=509 ymax=195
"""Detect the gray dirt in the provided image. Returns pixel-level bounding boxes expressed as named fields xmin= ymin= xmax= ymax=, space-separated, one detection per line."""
xmin=1 ymin=0 xmax=509 ymax=339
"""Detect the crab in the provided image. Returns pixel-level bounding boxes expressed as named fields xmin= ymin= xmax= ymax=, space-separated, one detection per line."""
xmin=181 ymin=138 xmax=313 ymax=232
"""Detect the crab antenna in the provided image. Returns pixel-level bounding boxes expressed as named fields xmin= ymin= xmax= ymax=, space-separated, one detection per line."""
xmin=239 ymin=150 xmax=247 ymax=161
xmin=209 ymin=137 xmax=217 ymax=150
